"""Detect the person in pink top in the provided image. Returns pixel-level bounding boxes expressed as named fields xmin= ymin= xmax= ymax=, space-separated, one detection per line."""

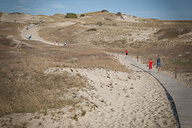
xmin=149 ymin=58 xmax=153 ymax=71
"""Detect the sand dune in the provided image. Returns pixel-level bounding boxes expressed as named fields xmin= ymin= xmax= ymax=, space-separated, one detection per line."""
xmin=0 ymin=55 xmax=178 ymax=128
xmin=0 ymin=14 xmax=179 ymax=127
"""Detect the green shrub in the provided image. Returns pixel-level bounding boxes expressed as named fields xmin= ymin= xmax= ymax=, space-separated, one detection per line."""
xmin=65 ymin=13 xmax=78 ymax=18
xmin=86 ymin=28 xmax=97 ymax=31
xmin=101 ymin=10 xmax=109 ymax=12
xmin=80 ymin=14 xmax=85 ymax=17
xmin=116 ymin=12 xmax=122 ymax=16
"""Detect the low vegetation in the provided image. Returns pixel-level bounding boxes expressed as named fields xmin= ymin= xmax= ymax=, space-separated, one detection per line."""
xmin=80 ymin=14 xmax=85 ymax=17
xmin=101 ymin=9 xmax=109 ymax=13
xmin=0 ymin=26 xmax=129 ymax=116
xmin=65 ymin=13 xmax=78 ymax=18
xmin=170 ymin=60 xmax=192 ymax=67
xmin=156 ymin=28 xmax=191 ymax=40
xmin=86 ymin=28 xmax=97 ymax=31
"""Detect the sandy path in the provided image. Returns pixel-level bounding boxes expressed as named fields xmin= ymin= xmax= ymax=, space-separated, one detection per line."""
xmin=20 ymin=24 xmax=53 ymax=45
xmin=58 ymin=66 xmax=177 ymax=127
xmin=19 ymin=22 xmax=75 ymax=45
xmin=0 ymin=55 xmax=178 ymax=128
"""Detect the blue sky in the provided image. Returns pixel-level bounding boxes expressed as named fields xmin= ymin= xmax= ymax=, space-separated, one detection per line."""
xmin=0 ymin=0 xmax=192 ymax=20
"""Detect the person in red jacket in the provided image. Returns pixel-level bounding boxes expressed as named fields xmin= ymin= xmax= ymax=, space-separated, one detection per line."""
xmin=125 ymin=49 xmax=128 ymax=59
xmin=149 ymin=58 xmax=153 ymax=71
xmin=126 ymin=49 xmax=128 ymax=56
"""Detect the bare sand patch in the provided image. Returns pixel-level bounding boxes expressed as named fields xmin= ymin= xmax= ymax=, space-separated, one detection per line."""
xmin=0 ymin=55 xmax=178 ymax=128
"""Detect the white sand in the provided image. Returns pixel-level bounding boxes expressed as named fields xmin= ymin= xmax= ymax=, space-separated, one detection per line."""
xmin=0 ymin=55 xmax=178 ymax=128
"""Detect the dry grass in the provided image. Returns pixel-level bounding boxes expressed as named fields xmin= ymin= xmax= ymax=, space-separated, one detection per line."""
xmin=0 ymin=11 xmax=192 ymax=117
xmin=0 ymin=26 xmax=129 ymax=116
xmin=0 ymin=43 xmax=87 ymax=116
xmin=0 ymin=22 xmax=22 ymax=38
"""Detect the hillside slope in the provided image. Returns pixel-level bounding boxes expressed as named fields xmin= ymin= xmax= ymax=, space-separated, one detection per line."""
xmin=37 ymin=11 xmax=192 ymax=88
xmin=0 ymin=11 xmax=191 ymax=127
xmin=1 ymin=11 xmax=192 ymax=87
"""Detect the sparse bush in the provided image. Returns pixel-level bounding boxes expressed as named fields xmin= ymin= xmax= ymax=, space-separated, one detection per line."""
xmin=70 ymin=58 xmax=78 ymax=63
xmin=0 ymin=12 xmax=2 ymax=22
xmin=116 ymin=12 xmax=122 ymax=16
xmin=101 ymin=9 xmax=109 ymax=12
xmin=104 ymin=18 xmax=111 ymax=21
xmin=72 ymin=114 xmax=78 ymax=121
xmin=96 ymin=22 xmax=103 ymax=26
xmin=65 ymin=13 xmax=78 ymax=18
xmin=116 ymin=12 xmax=124 ymax=20
xmin=80 ymin=14 xmax=85 ymax=17
xmin=81 ymin=110 xmax=86 ymax=116
xmin=157 ymin=28 xmax=191 ymax=40
xmin=112 ymin=23 xmax=117 ymax=26
xmin=86 ymin=28 xmax=97 ymax=31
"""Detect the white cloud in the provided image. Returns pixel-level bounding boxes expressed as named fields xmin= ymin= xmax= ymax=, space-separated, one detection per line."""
xmin=18 ymin=0 xmax=32 ymax=4
xmin=13 ymin=5 xmax=29 ymax=12
xmin=18 ymin=0 xmax=50 ymax=5
xmin=51 ymin=4 xmax=65 ymax=9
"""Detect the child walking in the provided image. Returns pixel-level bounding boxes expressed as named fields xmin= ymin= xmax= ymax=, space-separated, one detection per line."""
xmin=125 ymin=49 xmax=128 ymax=59
xmin=149 ymin=58 xmax=153 ymax=71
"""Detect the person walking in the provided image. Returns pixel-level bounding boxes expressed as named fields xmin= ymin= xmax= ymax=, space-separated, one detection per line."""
xmin=149 ymin=58 xmax=153 ymax=71
xmin=125 ymin=49 xmax=128 ymax=59
xmin=156 ymin=55 xmax=162 ymax=72
xmin=55 ymin=41 xmax=58 ymax=45
xmin=28 ymin=35 xmax=31 ymax=40
xmin=126 ymin=49 xmax=128 ymax=56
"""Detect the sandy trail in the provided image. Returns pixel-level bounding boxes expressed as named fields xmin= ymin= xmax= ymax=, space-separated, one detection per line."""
xmin=0 ymin=55 xmax=178 ymax=128
xmin=19 ymin=22 xmax=75 ymax=45
xmin=20 ymin=24 xmax=53 ymax=45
